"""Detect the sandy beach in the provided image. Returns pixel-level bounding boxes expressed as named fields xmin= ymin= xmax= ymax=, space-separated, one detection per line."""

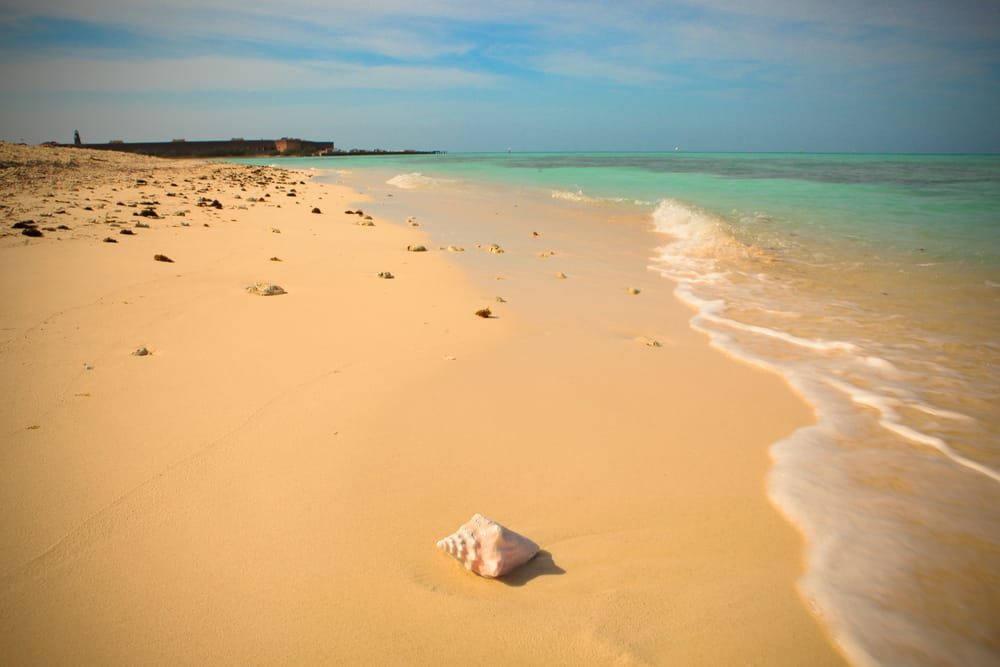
xmin=0 ymin=142 xmax=846 ymax=665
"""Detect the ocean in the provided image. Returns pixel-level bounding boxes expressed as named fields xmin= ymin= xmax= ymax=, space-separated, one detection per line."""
xmin=236 ymin=152 xmax=1000 ymax=666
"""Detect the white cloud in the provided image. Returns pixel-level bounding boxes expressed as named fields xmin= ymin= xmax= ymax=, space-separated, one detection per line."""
xmin=0 ymin=56 xmax=502 ymax=94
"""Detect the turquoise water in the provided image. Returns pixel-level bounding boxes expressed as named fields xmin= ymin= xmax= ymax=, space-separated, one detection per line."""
xmin=236 ymin=153 xmax=1000 ymax=666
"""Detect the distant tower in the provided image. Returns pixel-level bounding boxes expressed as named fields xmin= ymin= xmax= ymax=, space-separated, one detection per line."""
xmin=74 ymin=130 xmax=81 ymax=145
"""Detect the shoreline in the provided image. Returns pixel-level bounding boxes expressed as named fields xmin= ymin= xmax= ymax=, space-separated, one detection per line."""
xmin=0 ymin=143 xmax=846 ymax=665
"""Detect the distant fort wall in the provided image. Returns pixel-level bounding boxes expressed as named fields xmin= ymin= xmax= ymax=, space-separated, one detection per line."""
xmin=71 ymin=138 xmax=335 ymax=158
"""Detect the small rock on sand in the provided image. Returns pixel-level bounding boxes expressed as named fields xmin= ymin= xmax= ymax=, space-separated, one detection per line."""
xmin=132 ymin=346 xmax=150 ymax=356
xmin=407 ymin=245 xmax=427 ymax=252
xmin=153 ymin=254 xmax=174 ymax=263
xmin=246 ymin=282 xmax=287 ymax=296
xmin=628 ymin=287 xmax=641 ymax=295
xmin=377 ymin=271 xmax=395 ymax=279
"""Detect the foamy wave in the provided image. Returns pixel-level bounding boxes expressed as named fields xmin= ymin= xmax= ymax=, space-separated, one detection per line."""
xmin=551 ymin=189 xmax=600 ymax=203
xmin=386 ymin=172 xmax=454 ymax=190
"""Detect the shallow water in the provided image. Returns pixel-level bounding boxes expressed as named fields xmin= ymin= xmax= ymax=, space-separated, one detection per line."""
xmin=236 ymin=152 xmax=1000 ymax=666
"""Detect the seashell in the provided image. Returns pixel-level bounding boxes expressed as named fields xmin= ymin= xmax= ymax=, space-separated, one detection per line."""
xmin=436 ymin=514 xmax=539 ymax=578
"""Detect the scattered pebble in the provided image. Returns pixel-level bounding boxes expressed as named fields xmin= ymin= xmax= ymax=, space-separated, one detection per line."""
xmin=377 ymin=271 xmax=395 ymax=279
xmin=270 ymin=227 xmax=281 ymax=234
xmin=356 ymin=220 xmax=375 ymax=227
xmin=153 ymin=254 xmax=174 ymax=263
xmin=407 ymin=245 xmax=427 ymax=252
xmin=246 ymin=282 xmax=287 ymax=296
xmin=495 ymin=296 xmax=507 ymax=303
xmin=475 ymin=308 xmax=492 ymax=318
xmin=269 ymin=256 xmax=282 ymax=262
xmin=103 ymin=236 xmax=118 ymax=243
xmin=628 ymin=287 xmax=641 ymax=295
xmin=636 ymin=336 xmax=662 ymax=348
xmin=119 ymin=229 xmax=135 ymax=235
xmin=487 ymin=244 xmax=504 ymax=254
xmin=132 ymin=346 xmax=150 ymax=356
xmin=555 ymin=271 xmax=567 ymax=279
xmin=22 ymin=227 xmax=43 ymax=237
xmin=311 ymin=207 xmax=322 ymax=214
xmin=445 ymin=245 xmax=465 ymax=252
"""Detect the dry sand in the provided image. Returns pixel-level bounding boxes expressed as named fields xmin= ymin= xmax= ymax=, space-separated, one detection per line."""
xmin=0 ymin=142 xmax=846 ymax=665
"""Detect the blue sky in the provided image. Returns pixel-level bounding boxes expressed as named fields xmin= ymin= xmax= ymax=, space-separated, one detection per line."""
xmin=1 ymin=0 xmax=998 ymax=152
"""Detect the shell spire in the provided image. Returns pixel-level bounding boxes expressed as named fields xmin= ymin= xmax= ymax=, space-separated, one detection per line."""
xmin=436 ymin=513 xmax=539 ymax=578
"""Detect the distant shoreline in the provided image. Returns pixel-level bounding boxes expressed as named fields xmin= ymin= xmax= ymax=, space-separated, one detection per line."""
xmin=48 ymin=138 xmax=443 ymax=159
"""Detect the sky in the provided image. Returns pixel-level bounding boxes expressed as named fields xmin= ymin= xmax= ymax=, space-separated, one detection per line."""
xmin=1 ymin=0 xmax=998 ymax=152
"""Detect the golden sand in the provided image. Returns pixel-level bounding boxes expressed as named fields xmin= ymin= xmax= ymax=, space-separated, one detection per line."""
xmin=0 ymin=143 xmax=846 ymax=665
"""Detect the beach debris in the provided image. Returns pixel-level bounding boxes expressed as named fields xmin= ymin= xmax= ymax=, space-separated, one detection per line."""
xmin=131 ymin=346 xmax=150 ymax=357
xmin=475 ymin=308 xmax=492 ymax=318
xmin=21 ymin=227 xmax=43 ymax=237
xmin=311 ymin=207 xmax=322 ymax=214
xmin=628 ymin=287 xmax=641 ymax=295
xmin=407 ymin=244 xmax=427 ymax=252
xmin=153 ymin=254 xmax=174 ymax=263
xmin=436 ymin=514 xmax=539 ymax=578
xmin=246 ymin=282 xmax=287 ymax=296
xmin=555 ymin=271 xmax=567 ymax=279
xmin=377 ymin=271 xmax=395 ymax=279
xmin=495 ymin=296 xmax=507 ymax=303
xmin=103 ymin=236 xmax=118 ymax=243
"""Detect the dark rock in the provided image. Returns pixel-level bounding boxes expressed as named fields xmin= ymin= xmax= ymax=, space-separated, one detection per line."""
xmin=22 ymin=227 xmax=43 ymax=237
xmin=57 ymin=225 xmax=71 ymax=230
xmin=103 ymin=237 xmax=118 ymax=243
xmin=12 ymin=220 xmax=35 ymax=229
xmin=311 ymin=207 xmax=322 ymax=214
xmin=132 ymin=346 xmax=150 ymax=356
xmin=120 ymin=229 xmax=135 ymax=235
xmin=137 ymin=208 xmax=159 ymax=218
xmin=475 ymin=308 xmax=492 ymax=318
xmin=154 ymin=254 xmax=173 ymax=263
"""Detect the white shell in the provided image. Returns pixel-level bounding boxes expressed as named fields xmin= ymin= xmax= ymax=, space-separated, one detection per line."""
xmin=436 ymin=514 xmax=539 ymax=578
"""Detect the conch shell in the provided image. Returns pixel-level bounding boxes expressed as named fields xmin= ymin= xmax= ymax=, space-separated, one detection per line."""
xmin=436 ymin=514 xmax=539 ymax=578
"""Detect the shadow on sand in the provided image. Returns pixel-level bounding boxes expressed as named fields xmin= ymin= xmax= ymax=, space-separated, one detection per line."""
xmin=499 ymin=550 xmax=565 ymax=587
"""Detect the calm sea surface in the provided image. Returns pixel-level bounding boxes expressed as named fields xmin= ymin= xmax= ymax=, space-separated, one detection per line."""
xmin=238 ymin=152 xmax=1000 ymax=666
